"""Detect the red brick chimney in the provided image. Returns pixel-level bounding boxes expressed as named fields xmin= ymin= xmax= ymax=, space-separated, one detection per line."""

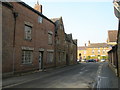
xmin=34 ymin=0 xmax=42 ymax=13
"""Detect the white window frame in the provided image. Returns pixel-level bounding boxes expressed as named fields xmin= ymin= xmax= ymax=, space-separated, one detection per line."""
xmin=92 ymin=50 xmax=94 ymax=54
xmin=22 ymin=50 xmax=33 ymax=64
xmin=38 ymin=16 xmax=43 ymax=23
xmin=98 ymin=50 xmax=100 ymax=54
xmin=47 ymin=52 xmax=53 ymax=63
xmin=48 ymin=33 xmax=53 ymax=45
xmin=84 ymin=50 xmax=86 ymax=54
xmin=24 ymin=25 xmax=32 ymax=41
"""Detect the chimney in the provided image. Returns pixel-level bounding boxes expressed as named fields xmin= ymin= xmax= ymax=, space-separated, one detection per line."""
xmin=85 ymin=43 xmax=86 ymax=47
xmin=88 ymin=40 xmax=90 ymax=46
xmin=34 ymin=0 xmax=42 ymax=13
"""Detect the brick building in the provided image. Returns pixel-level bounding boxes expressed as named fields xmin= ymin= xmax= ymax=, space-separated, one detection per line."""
xmin=2 ymin=2 xmax=55 ymax=75
xmin=107 ymin=30 xmax=119 ymax=77
xmin=2 ymin=1 xmax=78 ymax=76
xmin=108 ymin=45 xmax=118 ymax=76
xmin=117 ymin=27 xmax=120 ymax=77
xmin=107 ymin=30 xmax=118 ymax=46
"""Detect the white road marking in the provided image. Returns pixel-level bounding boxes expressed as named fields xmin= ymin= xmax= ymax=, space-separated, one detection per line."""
xmin=81 ymin=67 xmax=86 ymax=70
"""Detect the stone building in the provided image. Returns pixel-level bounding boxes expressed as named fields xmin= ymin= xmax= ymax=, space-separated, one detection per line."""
xmin=65 ymin=34 xmax=77 ymax=65
xmin=51 ymin=17 xmax=77 ymax=66
xmin=78 ymin=41 xmax=110 ymax=61
xmin=51 ymin=17 xmax=66 ymax=67
xmin=77 ymin=46 xmax=87 ymax=60
xmin=78 ymin=30 xmax=118 ymax=61
xmin=2 ymin=2 xmax=55 ymax=75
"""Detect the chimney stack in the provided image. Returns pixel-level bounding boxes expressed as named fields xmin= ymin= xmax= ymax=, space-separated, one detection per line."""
xmin=88 ymin=40 xmax=90 ymax=46
xmin=85 ymin=43 xmax=86 ymax=47
xmin=34 ymin=0 xmax=42 ymax=13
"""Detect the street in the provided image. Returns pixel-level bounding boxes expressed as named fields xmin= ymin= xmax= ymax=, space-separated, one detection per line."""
xmin=2 ymin=62 xmax=119 ymax=89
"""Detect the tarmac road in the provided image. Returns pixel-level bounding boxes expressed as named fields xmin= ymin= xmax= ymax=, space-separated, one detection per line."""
xmin=3 ymin=62 xmax=101 ymax=88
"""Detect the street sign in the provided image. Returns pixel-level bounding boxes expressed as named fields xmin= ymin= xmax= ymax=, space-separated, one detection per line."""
xmin=113 ymin=0 xmax=120 ymax=19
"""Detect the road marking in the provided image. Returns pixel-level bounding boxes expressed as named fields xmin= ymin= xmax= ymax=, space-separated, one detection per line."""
xmin=81 ymin=67 xmax=86 ymax=70
xmin=79 ymin=72 xmax=83 ymax=74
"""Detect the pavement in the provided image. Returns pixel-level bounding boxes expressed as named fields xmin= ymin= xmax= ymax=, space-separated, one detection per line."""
xmin=93 ymin=62 xmax=120 ymax=89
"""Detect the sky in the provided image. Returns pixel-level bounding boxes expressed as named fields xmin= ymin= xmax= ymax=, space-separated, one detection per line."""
xmin=22 ymin=0 xmax=118 ymax=46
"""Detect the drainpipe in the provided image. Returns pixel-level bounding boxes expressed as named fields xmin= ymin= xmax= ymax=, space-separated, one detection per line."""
xmin=12 ymin=11 xmax=18 ymax=74
xmin=54 ymin=27 xmax=57 ymax=68
xmin=117 ymin=20 xmax=120 ymax=77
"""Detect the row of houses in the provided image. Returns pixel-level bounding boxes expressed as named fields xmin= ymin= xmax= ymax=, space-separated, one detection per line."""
xmin=107 ymin=0 xmax=120 ymax=77
xmin=77 ymin=30 xmax=118 ymax=61
xmin=2 ymin=1 xmax=77 ymax=76
xmin=107 ymin=31 xmax=120 ymax=77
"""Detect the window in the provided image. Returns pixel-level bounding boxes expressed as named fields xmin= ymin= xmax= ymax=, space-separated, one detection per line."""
xmin=47 ymin=52 xmax=53 ymax=63
xmin=48 ymin=33 xmax=52 ymax=45
xmin=22 ymin=50 xmax=33 ymax=64
xmin=84 ymin=51 xmax=86 ymax=54
xmin=60 ymin=24 xmax=63 ymax=30
xmin=24 ymin=25 xmax=32 ymax=40
xmin=98 ymin=50 xmax=100 ymax=54
xmin=103 ymin=50 xmax=105 ymax=54
xmin=92 ymin=50 xmax=94 ymax=54
xmin=38 ymin=16 xmax=43 ymax=23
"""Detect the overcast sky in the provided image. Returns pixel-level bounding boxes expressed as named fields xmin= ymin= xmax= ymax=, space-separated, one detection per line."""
xmin=22 ymin=0 xmax=118 ymax=46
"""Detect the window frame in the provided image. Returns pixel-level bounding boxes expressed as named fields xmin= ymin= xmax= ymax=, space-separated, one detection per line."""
xmin=24 ymin=24 xmax=32 ymax=41
xmin=22 ymin=50 xmax=33 ymax=64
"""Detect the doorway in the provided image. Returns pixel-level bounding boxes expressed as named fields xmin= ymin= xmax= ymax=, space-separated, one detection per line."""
xmin=39 ymin=51 xmax=43 ymax=70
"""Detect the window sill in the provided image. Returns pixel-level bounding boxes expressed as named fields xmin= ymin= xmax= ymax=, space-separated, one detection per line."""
xmin=21 ymin=63 xmax=33 ymax=66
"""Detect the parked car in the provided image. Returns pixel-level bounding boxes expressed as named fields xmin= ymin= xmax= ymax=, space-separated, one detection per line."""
xmin=100 ymin=59 xmax=105 ymax=62
xmin=86 ymin=59 xmax=96 ymax=62
xmin=94 ymin=59 xmax=99 ymax=62
xmin=81 ymin=59 xmax=86 ymax=62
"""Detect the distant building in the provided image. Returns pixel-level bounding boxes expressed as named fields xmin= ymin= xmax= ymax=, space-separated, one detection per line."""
xmin=78 ymin=30 xmax=118 ymax=61
xmin=78 ymin=41 xmax=110 ymax=61
xmin=77 ymin=46 xmax=87 ymax=60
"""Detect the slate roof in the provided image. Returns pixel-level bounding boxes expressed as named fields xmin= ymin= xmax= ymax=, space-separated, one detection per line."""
xmin=87 ymin=43 xmax=109 ymax=48
xmin=65 ymin=33 xmax=73 ymax=42
xmin=108 ymin=30 xmax=118 ymax=42
xmin=78 ymin=46 xmax=86 ymax=50
xmin=51 ymin=18 xmax=60 ymax=22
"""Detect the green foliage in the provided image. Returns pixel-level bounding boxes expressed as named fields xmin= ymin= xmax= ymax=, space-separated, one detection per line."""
xmin=85 ymin=55 xmax=108 ymax=60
